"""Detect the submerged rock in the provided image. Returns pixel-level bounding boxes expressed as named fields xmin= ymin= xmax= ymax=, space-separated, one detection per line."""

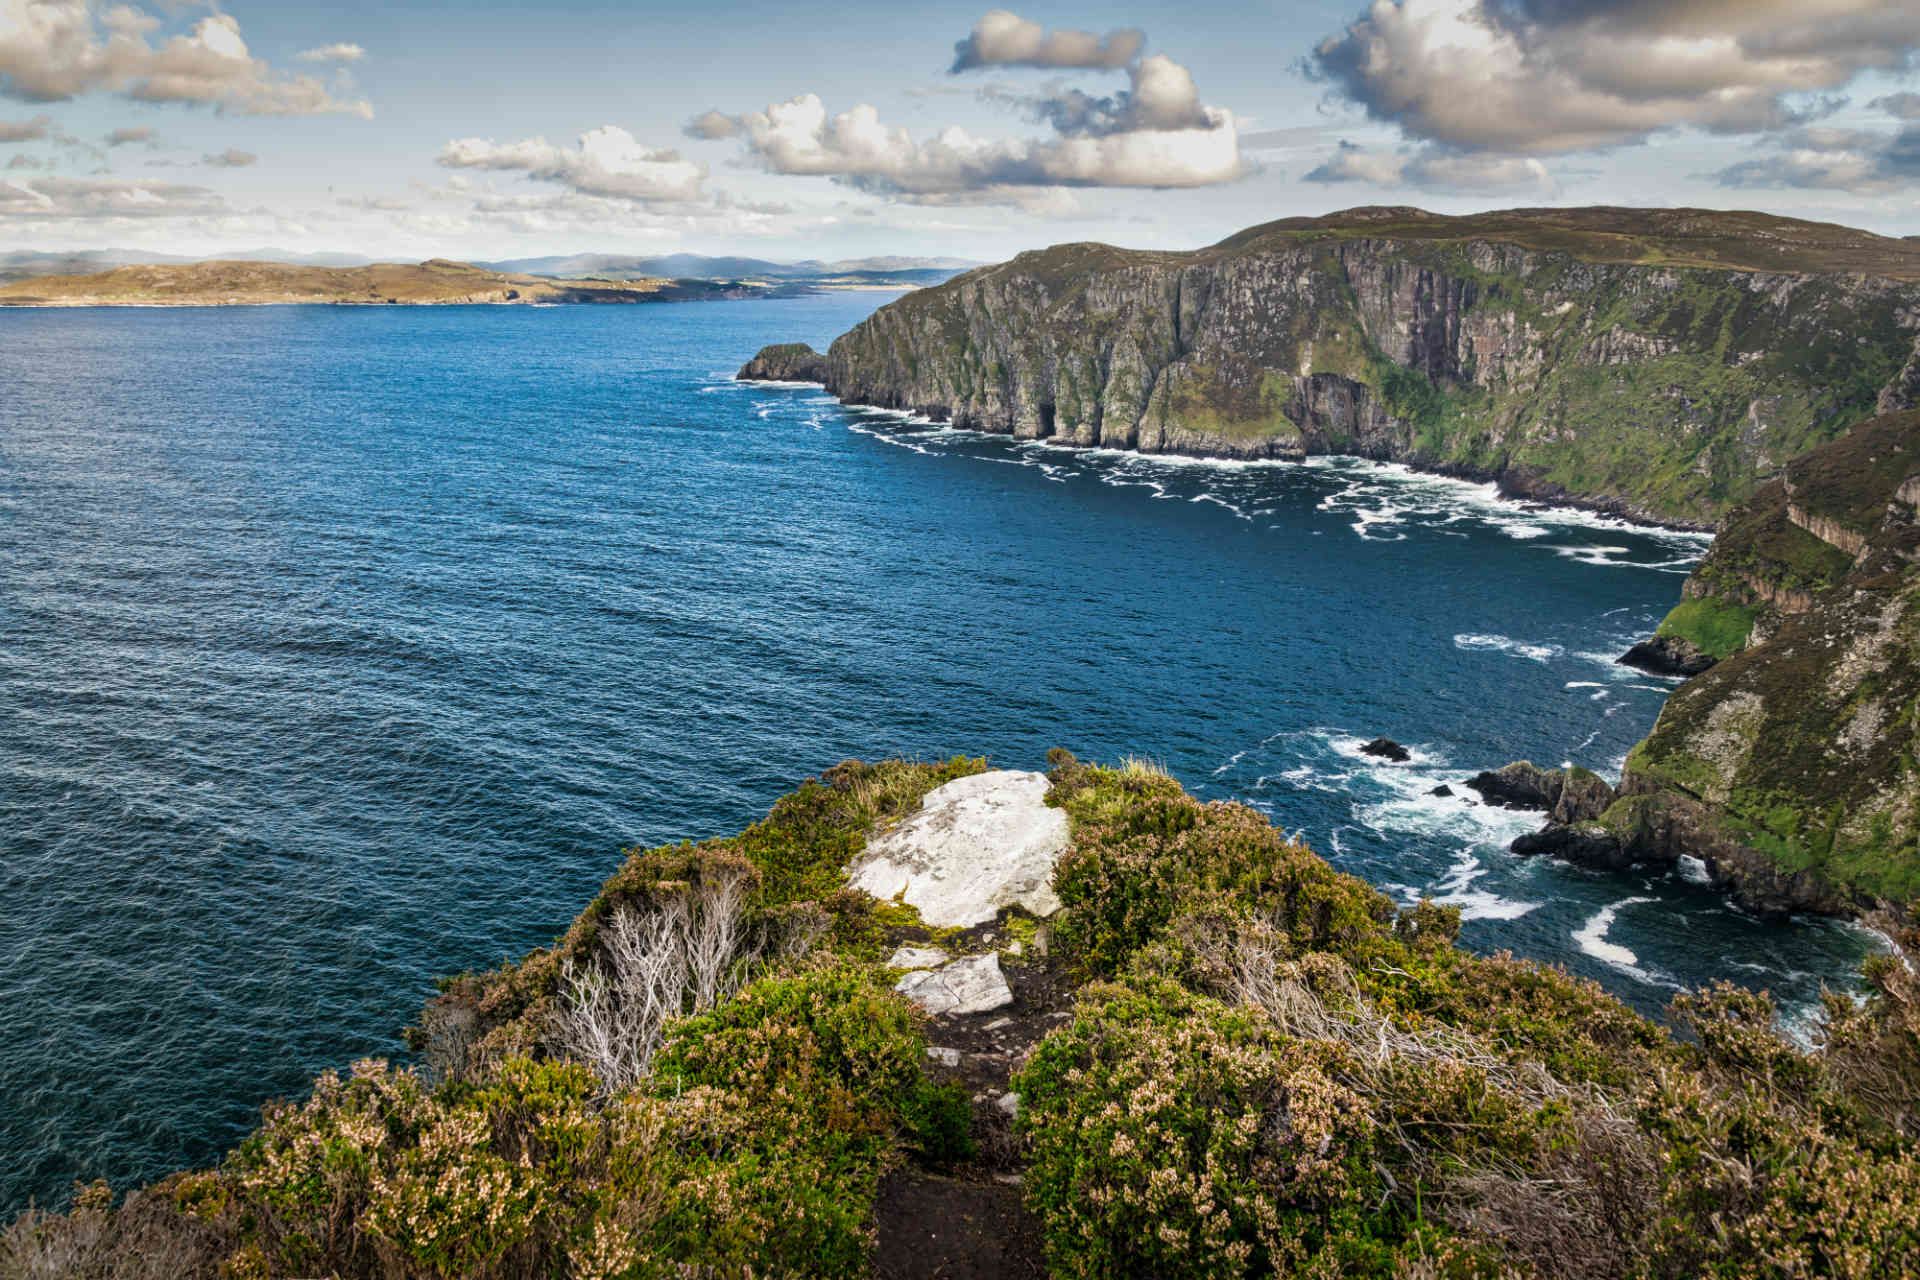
xmin=737 ymin=342 xmax=830 ymax=383
xmin=848 ymin=769 xmax=1069 ymax=928
xmin=1428 ymin=784 xmax=1454 ymax=798
xmin=895 ymin=953 xmax=1013 ymax=1017
xmin=1360 ymin=737 xmax=1411 ymax=762
xmin=1619 ymin=634 xmax=1716 ymax=677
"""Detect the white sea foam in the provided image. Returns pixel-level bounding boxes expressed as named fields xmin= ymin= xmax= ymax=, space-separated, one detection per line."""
xmin=1455 ymin=633 xmax=1562 ymax=662
xmin=1574 ymin=897 xmax=1658 ymax=981
xmin=1428 ymin=848 xmax=1540 ymax=920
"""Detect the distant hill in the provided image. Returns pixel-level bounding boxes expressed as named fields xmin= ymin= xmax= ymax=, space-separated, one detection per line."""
xmin=0 ymin=248 xmax=374 ymax=284
xmin=0 ymin=259 xmax=788 ymax=307
xmin=478 ymin=252 xmax=978 ymax=286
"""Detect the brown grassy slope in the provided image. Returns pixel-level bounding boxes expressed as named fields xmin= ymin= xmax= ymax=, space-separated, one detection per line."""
xmin=0 ymin=258 xmax=679 ymax=306
xmin=1210 ymin=205 xmax=1920 ymax=280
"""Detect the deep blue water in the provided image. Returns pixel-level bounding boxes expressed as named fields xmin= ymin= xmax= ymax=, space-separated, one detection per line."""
xmin=0 ymin=292 xmax=1876 ymax=1215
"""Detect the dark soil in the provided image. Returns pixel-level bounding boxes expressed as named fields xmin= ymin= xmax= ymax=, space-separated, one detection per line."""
xmin=871 ymin=927 xmax=1074 ymax=1278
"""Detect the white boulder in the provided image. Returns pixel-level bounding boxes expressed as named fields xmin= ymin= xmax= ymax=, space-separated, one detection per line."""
xmin=895 ymin=953 xmax=1013 ymax=1017
xmin=848 ymin=770 xmax=1068 ymax=928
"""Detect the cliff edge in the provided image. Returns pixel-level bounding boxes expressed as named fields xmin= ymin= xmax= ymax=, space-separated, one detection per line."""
xmin=748 ymin=205 xmax=1920 ymax=526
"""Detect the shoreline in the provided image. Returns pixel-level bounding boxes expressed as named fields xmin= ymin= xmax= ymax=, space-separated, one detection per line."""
xmin=741 ymin=372 xmax=1720 ymax=537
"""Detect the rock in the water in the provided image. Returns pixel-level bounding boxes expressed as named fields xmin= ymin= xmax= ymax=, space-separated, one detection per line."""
xmin=848 ymin=769 xmax=1069 ymax=928
xmin=1510 ymin=823 xmax=1634 ymax=872
xmin=736 ymin=342 xmax=830 ymax=383
xmin=1551 ymin=768 xmax=1616 ymax=824
xmin=1469 ymin=761 xmax=1618 ymax=821
xmin=1619 ymin=634 xmax=1716 ymax=677
xmin=1466 ymin=761 xmax=1562 ymax=810
xmin=1360 ymin=737 xmax=1411 ymax=762
xmin=888 ymin=945 xmax=951 ymax=970
xmin=1428 ymin=784 xmax=1454 ymax=798
xmin=895 ymin=953 xmax=1013 ymax=1017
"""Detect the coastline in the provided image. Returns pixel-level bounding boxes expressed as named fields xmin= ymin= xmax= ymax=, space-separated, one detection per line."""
xmin=740 ymin=371 xmax=1720 ymax=537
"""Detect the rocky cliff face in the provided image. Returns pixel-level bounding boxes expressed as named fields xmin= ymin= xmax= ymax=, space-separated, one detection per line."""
xmin=807 ymin=207 xmax=1920 ymax=526
xmin=1517 ymin=410 xmax=1919 ymax=915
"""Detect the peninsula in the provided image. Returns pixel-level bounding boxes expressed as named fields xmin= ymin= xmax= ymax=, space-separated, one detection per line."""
xmin=742 ymin=205 xmax=1920 ymax=528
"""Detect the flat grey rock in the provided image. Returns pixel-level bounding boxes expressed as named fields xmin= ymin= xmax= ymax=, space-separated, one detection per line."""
xmin=894 ymin=952 xmax=1014 ymax=1017
xmin=849 ymin=770 xmax=1068 ymax=928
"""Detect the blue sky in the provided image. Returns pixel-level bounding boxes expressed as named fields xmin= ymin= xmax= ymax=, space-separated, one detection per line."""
xmin=1 ymin=1 xmax=1917 ymax=260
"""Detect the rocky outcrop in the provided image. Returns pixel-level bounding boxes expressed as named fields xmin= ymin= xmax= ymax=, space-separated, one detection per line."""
xmin=1361 ymin=737 xmax=1411 ymax=762
xmin=737 ymin=342 xmax=831 ymax=383
xmin=847 ymin=769 xmax=1069 ymax=928
xmin=1539 ymin=410 xmax=1920 ymax=915
xmin=795 ymin=206 xmax=1920 ymax=526
xmin=1619 ymin=634 xmax=1717 ymax=677
xmin=1468 ymin=762 xmax=1616 ymax=822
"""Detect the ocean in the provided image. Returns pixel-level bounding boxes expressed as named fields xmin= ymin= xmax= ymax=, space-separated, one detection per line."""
xmin=0 ymin=290 xmax=1875 ymax=1215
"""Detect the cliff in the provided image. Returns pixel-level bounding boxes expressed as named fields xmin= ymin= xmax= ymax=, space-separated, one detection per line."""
xmin=746 ymin=206 xmax=1920 ymax=526
xmin=1517 ymin=410 xmax=1919 ymax=914
xmin=8 ymin=754 xmax=1918 ymax=1278
xmin=1618 ymin=409 xmax=1920 ymax=911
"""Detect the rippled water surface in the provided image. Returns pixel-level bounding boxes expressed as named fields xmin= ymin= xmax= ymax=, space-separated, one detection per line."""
xmin=0 ymin=293 xmax=1876 ymax=1214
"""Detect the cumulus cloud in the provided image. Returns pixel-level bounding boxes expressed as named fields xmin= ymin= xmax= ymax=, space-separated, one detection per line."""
xmin=0 ymin=174 xmax=228 ymax=218
xmin=1715 ymin=124 xmax=1920 ymax=193
xmin=1310 ymin=0 xmax=1920 ymax=154
xmin=203 ymin=147 xmax=255 ymax=167
xmin=296 ymin=43 xmax=365 ymax=64
xmin=0 ymin=3 xmax=373 ymax=117
xmin=6 ymin=151 xmax=41 ymax=168
xmin=682 ymin=109 xmax=739 ymax=140
xmin=950 ymin=10 xmax=1143 ymax=72
xmin=726 ymin=90 xmax=1239 ymax=201
xmin=437 ymin=126 xmax=707 ymax=203
xmin=999 ymin=54 xmax=1213 ymax=136
xmin=1304 ymin=140 xmax=1557 ymax=192
xmin=105 ymin=124 xmax=156 ymax=146
xmin=0 ymin=112 xmax=50 ymax=141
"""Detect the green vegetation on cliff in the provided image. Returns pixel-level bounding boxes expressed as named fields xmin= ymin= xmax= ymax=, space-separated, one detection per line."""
xmin=9 ymin=754 xmax=1919 ymax=1278
xmin=1625 ymin=410 xmax=1920 ymax=908
xmin=816 ymin=206 xmax=1920 ymax=525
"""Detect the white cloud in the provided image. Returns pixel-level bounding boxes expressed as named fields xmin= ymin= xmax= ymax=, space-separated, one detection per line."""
xmin=0 ymin=2 xmax=372 ymax=117
xmin=1311 ymin=0 xmax=1920 ymax=154
xmin=296 ymin=43 xmax=365 ymax=64
xmin=105 ymin=124 xmax=156 ymax=146
xmin=1304 ymin=140 xmax=1558 ymax=193
xmin=950 ymin=10 xmax=1143 ymax=72
xmin=1715 ymin=125 xmax=1920 ymax=193
xmin=729 ymin=91 xmax=1241 ymax=202
xmin=203 ymin=147 xmax=255 ymax=167
xmin=437 ymin=126 xmax=707 ymax=203
xmin=0 ymin=174 xmax=229 ymax=217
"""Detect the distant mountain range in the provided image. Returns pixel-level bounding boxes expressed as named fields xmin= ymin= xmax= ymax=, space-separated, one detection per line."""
xmin=0 ymin=249 xmax=979 ymax=287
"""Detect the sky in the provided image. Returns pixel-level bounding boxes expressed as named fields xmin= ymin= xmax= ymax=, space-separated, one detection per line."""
xmin=1 ymin=0 xmax=1918 ymax=262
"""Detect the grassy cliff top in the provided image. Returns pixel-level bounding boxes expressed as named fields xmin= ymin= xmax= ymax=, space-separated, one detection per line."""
xmin=0 ymin=258 xmax=680 ymax=306
xmin=7 ymin=753 xmax=1918 ymax=1278
xmin=963 ymin=206 xmax=1920 ymax=286
xmin=1784 ymin=407 xmax=1920 ymax=533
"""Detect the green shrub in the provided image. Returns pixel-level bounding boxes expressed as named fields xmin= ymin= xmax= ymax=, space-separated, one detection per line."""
xmin=1016 ymin=975 xmax=1388 ymax=1278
